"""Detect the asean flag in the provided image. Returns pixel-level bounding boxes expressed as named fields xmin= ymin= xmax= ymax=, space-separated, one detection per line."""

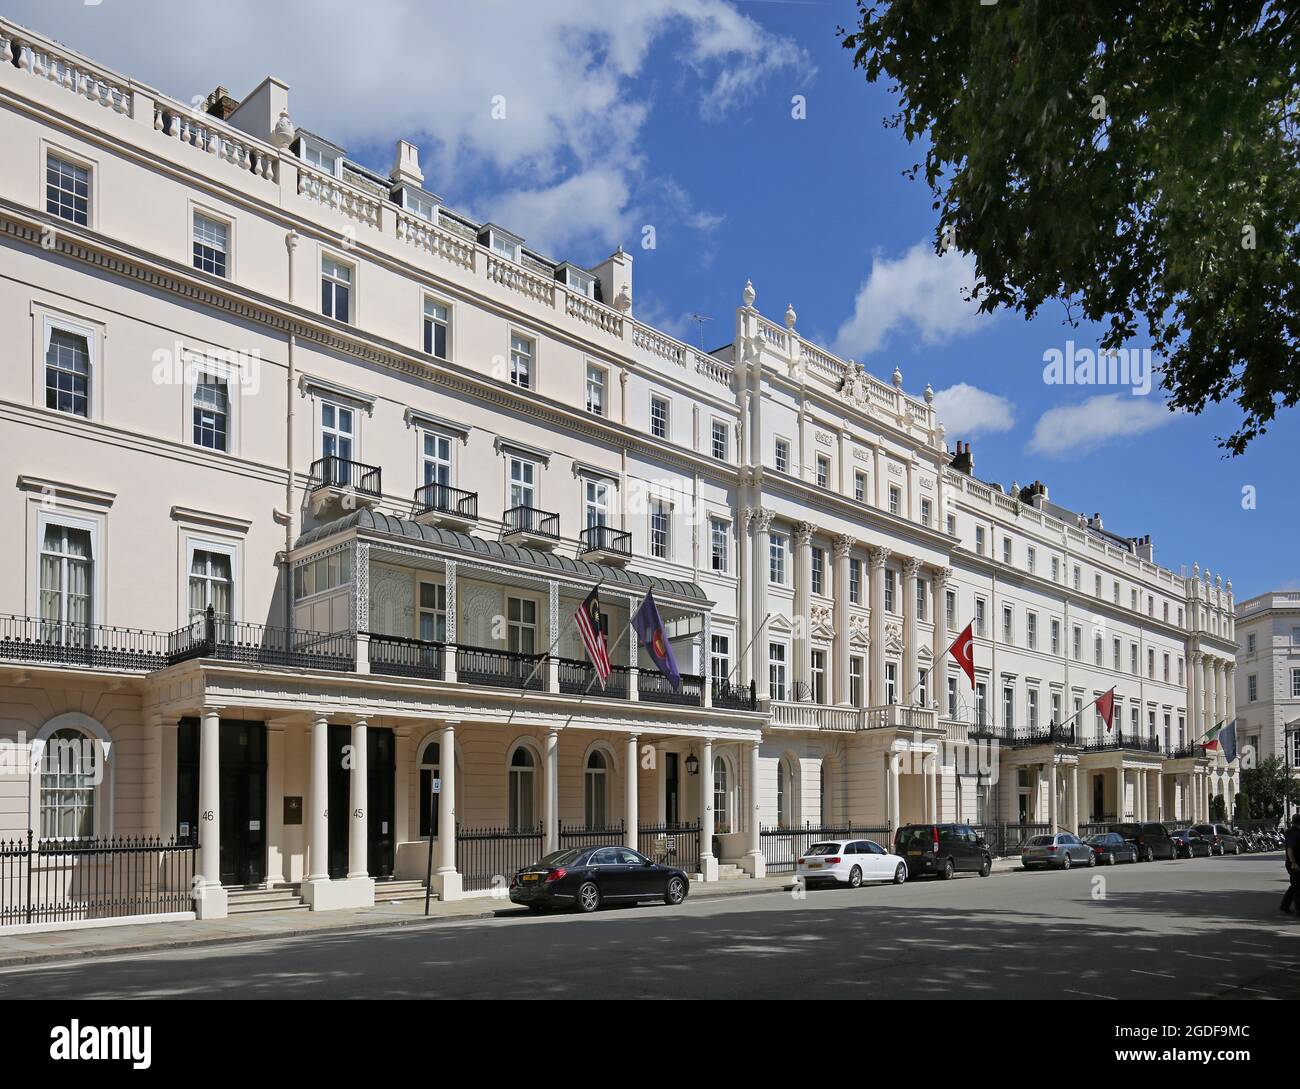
xmin=1097 ymin=687 xmax=1116 ymax=732
xmin=950 ymin=622 xmax=975 ymax=686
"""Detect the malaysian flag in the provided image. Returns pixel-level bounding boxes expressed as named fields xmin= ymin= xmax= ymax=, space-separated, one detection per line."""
xmin=575 ymin=585 xmax=611 ymax=688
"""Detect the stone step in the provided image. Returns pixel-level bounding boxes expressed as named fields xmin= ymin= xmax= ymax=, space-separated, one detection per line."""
xmin=226 ymin=886 xmax=308 ymax=914
xmin=373 ymin=880 xmax=430 ymax=902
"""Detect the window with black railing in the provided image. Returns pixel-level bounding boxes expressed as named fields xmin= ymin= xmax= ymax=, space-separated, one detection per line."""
xmin=413 ymin=482 xmax=477 ymax=521
xmin=367 ymin=632 xmax=445 ymax=680
xmin=578 ymin=525 xmax=631 ymax=555
xmin=309 ymin=455 xmax=382 ymax=497
xmin=712 ymin=677 xmax=756 ymax=711
xmin=500 ymin=505 xmax=559 ymax=539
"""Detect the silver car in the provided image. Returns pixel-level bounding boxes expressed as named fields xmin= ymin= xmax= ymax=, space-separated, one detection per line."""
xmin=1021 ymin=832 xmax=1096 ymax=870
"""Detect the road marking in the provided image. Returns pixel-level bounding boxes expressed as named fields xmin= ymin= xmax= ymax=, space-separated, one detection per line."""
xmin=1130 ymin=969 xmax=1174 ymax=979
xmin=1184 ymin=952 xmax=1230 ymax=962
xmin=1064 ymin=988 xmax=1116 ymax=1000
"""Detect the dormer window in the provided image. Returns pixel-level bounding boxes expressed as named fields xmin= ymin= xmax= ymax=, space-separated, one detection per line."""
xmin=481 ymin=225 xmax=523 ymax=262
xmin=556 ymin=264 xmax=596 ymax=298
xmin=298 ymin=135 xmax=345 ymax=179
xmin=394 ymin=185 xmax=439 ymax=222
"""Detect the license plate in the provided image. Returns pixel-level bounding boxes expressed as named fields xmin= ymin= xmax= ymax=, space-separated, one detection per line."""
xmin=522 ymin=873 xmax=540 ymax=882
xmin=908 ymin=850 xmax=922 ymax=857
xmin=808 ymin=862 xmax=822 ymax=869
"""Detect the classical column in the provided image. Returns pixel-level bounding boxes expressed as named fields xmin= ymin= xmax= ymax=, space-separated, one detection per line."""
xmin=868 ymin=546 xmax=891 ymax=706
xmin=1225 ymin=663 xmax=1236 ymax=722
xmin=1069 ymin=762 xmax=1080 ymax=833
xmin=748 ymin=508 xmax=774 ymax=699
xmin=1190 ymin=651 xmax=1203 ymax=737
xmin=1048 ymin=759 xmax=1058 ymax=831
xmin=433 ymin=721 xmax=461 ymax=901
xmin=1205 ymin=656 xmax=1218 ymax=729
xmin=832 ymin=534 xmax=853 ymax=705
xmin=793 ymin=521 xmax=814 ymax=696
xmin=302 ymin=714 xmax=331 ymax=908
xmin=1215 ymin=660 xmax=1228 ymax=723
xmin=1116 ymin=766 xmax=1125 ymax=820
xmin=887 ymin=751 xmax=901 ymax=830
xmin=902 ymin=557 xmax=920 ymax=705
xmin=926 ymin=749 xmax=939 ymax=823
xmin=159 ymin=715 xmax=178 ymax=841
xmin=194 ymin=706 xmax=226 ymax=918
xmin=544 ymin=728 xmax=559 ymax=853
xmin=700 ymin=738 xmax=717 ymax=880
xmin=745 ymin=740 xmax=765 ymax=876
xmin=347 ymin=718 xmax=369 ymax=880
xmin=625 ymin=734 xmax=639 ymax=850
xmin=933 ymin=567 xmax=952 ymax=708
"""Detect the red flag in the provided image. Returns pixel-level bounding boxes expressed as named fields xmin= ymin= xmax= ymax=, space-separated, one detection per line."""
xmin=949 ymin=622 xmax=975 ymax=686
xmin=574 ymin=586 xmax=611 ymax=689
xmin=1097 ymin=687 xmax=1116 ymax=732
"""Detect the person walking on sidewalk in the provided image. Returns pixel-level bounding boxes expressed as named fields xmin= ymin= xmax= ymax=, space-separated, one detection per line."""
xmin=1282 ymin=814 xmax=1300 ymax=916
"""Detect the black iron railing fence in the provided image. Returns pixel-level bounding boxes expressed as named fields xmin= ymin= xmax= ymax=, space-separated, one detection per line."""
xmin=578 ymin=525 xmax=631 ymax=556
xmin=0 ymin=614 xmax=170 ymax=671
xmin=554 ymin=656 xmax=629 ymax=698
xmin=413 ymin=482 xmax=478 ymax=521
xmin=455 ymin=824 xmax=544 ymax=893
xmin=167 ymin=607 xmax=355 ymax=671
xmin=558 ymin=822 xmax=626 ymax=850
xmin=0 ymin=833 xmax=197 ymax=927
xmin=501 ymin=505 xmax=559 ymax=540
xmin=712 ymin=678 xmax=757 ymax=711
xmin=759 ymin=823 xmax=893 ymax=874
xmin=637 ymin=822 xmax=701 ymax=875
xmin=970 ymin=823 xmax=1054 ymax=857
xmin=455 ymin=644 xmax=546 ymax=689
xmin=309 ymin=455 xmax=382 ymax=497
xmin=638 ymin=670 xmax=703 ymax=706
xmin=367 ymin=632 xmax=445 ymax=680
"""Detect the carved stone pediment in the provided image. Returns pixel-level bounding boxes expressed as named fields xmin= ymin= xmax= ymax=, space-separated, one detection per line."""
xmin=884 ymin=621 xmax=904 ymax=655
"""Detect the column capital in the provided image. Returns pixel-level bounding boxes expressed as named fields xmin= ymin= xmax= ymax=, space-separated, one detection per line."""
xmin=200 ymin=704 xmax=224 ymax=717
xmin=934 ymin=565 xmax=953 ymax=584
xmin=902 ymin=556 xmax=922 ymax=580
xmin=869 ymin=545 xmax=891 ymax=570
xmin=744 ymin=506 xmax=774 ymax=535
xmin=793 ymin=520 xmax=816 ymax=548
xmin=832 ymin=533 xmax=854 ymax=559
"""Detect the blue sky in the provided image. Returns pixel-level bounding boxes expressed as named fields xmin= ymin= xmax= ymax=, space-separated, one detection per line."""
xmin=13 ymin=0 xmax=1296 ymax=597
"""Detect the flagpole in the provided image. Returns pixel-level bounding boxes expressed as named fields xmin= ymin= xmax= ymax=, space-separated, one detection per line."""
xmin=1052 ymin=687 xmax=1113 ymax=735
xmin=902 ymin=627 xmax=966 ymax=706
xmin=724 ymin=612 xmax=773 ymax=687
xmin=513 ymin=576 xmax=607 ymax=694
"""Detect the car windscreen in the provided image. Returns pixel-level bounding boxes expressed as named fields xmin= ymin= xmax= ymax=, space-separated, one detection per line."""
xmin=804 ymin=842 xmax=843 ymax=855
xmin=1026 ymin=835 xmax=1055 ymax=846
xmin=537 ymin=849 xmax=584 ymax=867
xmin=1085 ymin=834 xmax=1110 ymax=844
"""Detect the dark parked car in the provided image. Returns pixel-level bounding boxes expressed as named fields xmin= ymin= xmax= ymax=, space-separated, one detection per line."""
xmin=1109 ymin=822 xmax=1176 ymax=862
xmin=1169 ymin=828 xmax=1212 ymax=858
xmin=509 ymin=845 xmax=688 ymax=913
xmin=1085 ymin=831 xmax=1139 ymax=865
xmin=894 ymin=823 xmax=992 ymax=879
xmin=1193 ymin=823 xmax=1242 ymax=856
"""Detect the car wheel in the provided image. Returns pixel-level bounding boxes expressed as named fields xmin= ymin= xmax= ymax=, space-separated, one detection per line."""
xmin=1106 ymin=852 xmax=1115 ymax=865
xmin=1145 ymin=847 xmax=1155 ymax=863
xmin=1087 ymin=852 xmax=1097 ymax=868
xmin=893 ymin=862 xmax=907 ymax=884
xmin=979 ymin=856 xmax=992 ymax=877
xmin=940 ymin=858 xmax=955 ymax=880
xmin=1234 ymin=844 xmax=1241 ymax=855
xmin=1062 ymin=853 xmax=1072 ymax=870
xmin=664 ymin=875 xmax=687 ymax=906
xmin=576 ymin=881 xmax=601 ymax=914
xmin=848 ymin=865 xmax=863 ymax=889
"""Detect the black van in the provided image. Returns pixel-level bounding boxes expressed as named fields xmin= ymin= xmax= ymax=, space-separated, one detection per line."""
xmin=1109 ymin=822 xmax=1176 ymax=862
xmin=894 ymin=823 xmax=993 ymax=879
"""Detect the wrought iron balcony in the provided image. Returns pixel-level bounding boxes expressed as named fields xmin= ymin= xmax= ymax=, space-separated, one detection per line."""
xmin=0 ymin=614 xmax=170 ymax=672
xmin=412 ymin=482 xmax=477 ymax=527
xmin=367 ymin=632 xmax=445 ymax=680
xmin=638 ymin=670 xmax=704 ymax=706
xmin=555 ymin=656 xmax=629 ymax=698
xmin=167 ymin=607 xmax=355 ymax=672
xmin=1078 ymin=731 xmax=1164 ymax=755
xmin=455 ymin=643 xmax=546 ymax=690
xmin=712 ymin=678 xmax=756 ymax=712
xmin=578 ymin=524 xmax=631 ymax=563
xmin=308 ymin=456 xmax=382 ymax=516
xmin=500 ymin=505 xmax=559 ymax=547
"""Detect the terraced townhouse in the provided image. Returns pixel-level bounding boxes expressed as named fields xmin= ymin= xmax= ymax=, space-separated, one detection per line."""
xmin=0 ymin=17 xmax=1238 ymax=922
xmin=1234 ymin=590 xmax=1300 ymax=775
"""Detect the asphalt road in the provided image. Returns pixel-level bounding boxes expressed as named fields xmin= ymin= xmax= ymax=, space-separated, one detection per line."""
xmin=3 ymin=852 xmax=1297 ymax=1000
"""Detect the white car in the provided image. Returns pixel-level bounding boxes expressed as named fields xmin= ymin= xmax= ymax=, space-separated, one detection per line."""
xmin=795 ymin=838 xmax=908 ymax=888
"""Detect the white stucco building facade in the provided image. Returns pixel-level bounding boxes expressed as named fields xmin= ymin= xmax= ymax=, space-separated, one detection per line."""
xmin=0 ymin=16 xmax=1238 ymax=921
xmin=1235 ymin=591 xmax=1300 ymax=775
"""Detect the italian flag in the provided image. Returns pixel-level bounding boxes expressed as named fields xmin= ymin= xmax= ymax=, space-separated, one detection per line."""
xmin=1200 ymin=721 xmax=1223 ymax=751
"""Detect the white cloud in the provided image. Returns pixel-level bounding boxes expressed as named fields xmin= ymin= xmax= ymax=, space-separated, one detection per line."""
xmin=6 ymin=0 xmax=807 ymax=255
xmin=832 ymin=242 xmax=984 ymax=357
xmin=1026 ymin=394 xmax=1174 ymax=458
xmin=932 ymin=384 xmax=1016 ymax=438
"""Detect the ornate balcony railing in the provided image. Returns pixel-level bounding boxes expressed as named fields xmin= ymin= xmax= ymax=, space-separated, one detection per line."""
xmin=555 ymin=656 xmax=629 ymax=698
xmin=412 ymin=482 xmax=478 ymax=521
xmin=167 ymin=608 xmax=355 ymax=672
xmin=367 ymin=632 xmax=445 ymax=680
xmin=637 ymin=671 xmax=704 ymax=706
xmin=1078 ymin=731 xmax=1165 ymax=755
xmin=309 ymin=455 xmax=382 ymax=498
xmin=500 ymin=505 xmax=559 ymax=540
xmin=0 ymin=615 xmax=170 ymax=672
xmin=712 ymin=678 xmax=757 ymax=712
xmin=455 ymin=644 xmax=546 ymax=690
xmin=578 ymin=525 xmax=631 ymax=557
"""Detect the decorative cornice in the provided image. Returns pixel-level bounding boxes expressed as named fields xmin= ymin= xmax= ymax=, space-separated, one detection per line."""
xmin=169 ymin=505 xmax=253 ymax=534
xmin=297 ymin=372 xmax=376 ymax=415
xmin=403 ymin=407 xmax=470 ymax=440
xmin=493 ymin=435 xmax=552 ymax=466
xmin=17 ymin=474 xmax=115 ymax=509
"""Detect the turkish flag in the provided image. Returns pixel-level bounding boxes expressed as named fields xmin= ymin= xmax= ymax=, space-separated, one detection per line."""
xmin=950 ymin=622 xmax=975 ymax=687
xmin=1097 ymin=687 xmax=1116 ymax=732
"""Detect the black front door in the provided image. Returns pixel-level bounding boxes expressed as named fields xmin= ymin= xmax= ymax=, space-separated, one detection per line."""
xmin=1093 ymin=774 xmax=1105 ymax=820
xmin=176 ymin=718 xmax=266 ymax=886
xmin=327 ymin=724 xmax=350 ymax=879
xmin=664 ymin=752 xmax=679 ymax=825
xmin=368 ymin=727 xmax=395 ymax=878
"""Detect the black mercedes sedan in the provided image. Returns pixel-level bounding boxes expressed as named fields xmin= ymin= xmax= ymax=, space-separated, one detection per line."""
xmin=509 ymin=845 xmax=689 ymax=913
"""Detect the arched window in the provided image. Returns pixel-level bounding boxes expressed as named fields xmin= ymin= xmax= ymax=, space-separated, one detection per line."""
xmin=40 ymin=728 xmax=96 ymax=839
xmin=777 ymin=759 xmax=791 ymax=828
xmin=713 ymin=755 xmax=730 ymax=834
xmin=584 ymin=750 xmax=608 ymax=829
xmin=508 ymin=746 xmax=536 ymax=831
xmin=419 ymin=740 xmax=440 ymax=838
